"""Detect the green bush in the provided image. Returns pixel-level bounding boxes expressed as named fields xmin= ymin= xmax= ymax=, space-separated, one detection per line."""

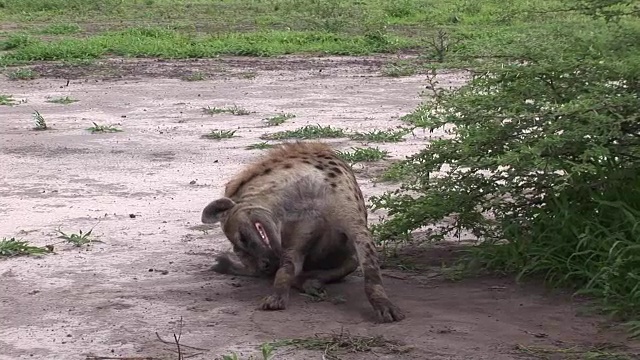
xmin=372 ymin=0 xmax=640 ymax=326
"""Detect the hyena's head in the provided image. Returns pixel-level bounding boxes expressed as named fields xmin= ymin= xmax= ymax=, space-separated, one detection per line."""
xmin=201 ymin=197 xmax=281 ymax=272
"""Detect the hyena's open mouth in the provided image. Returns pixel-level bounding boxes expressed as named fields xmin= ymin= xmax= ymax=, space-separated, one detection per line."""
xmin=255 ymin=222 xmax=269 ymax=247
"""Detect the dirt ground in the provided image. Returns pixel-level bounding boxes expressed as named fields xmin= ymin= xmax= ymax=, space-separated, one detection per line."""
xmin=1 ymin=56 xmax=638 ymax=360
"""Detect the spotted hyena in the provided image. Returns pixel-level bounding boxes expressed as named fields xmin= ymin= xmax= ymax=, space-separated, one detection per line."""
xmin=201 ymin=141 xmax=404 ymax=322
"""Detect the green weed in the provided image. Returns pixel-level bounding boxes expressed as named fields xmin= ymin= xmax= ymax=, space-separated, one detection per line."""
xmin=261 ymin=125 xmax=346 ymax=140
xmin=220 ymin=343 xmax=274 ymax=360
xmin=382 ymin=60 xmax=417 ymax=77
xmin=87 ymin=122 xmax=122 ymax=133
xmin=349 ymin=129 xmax=409 ymax=143
xmin=47 ymin=96 xmax=78 ymax=104
xmin=39 ymin=23 xmax=82 ymax=35
xmin=7 ymin=68 xmax=38 ymax=80
xmin=183 ymin=72 xmax=206 ymax=81
xmin=0 ymin=0 xmax=621 ymax=69
xmin=515 ymin=343 xmax=638 ymax=359
xmin=0 ymin=95 xmax=16 ymax=106
xmin=203 ymin=105 xmax=251 ymax=116
xmin=62 ymin=58 xmax=95 ymax=66
xmin=32 ymin=110 xmax=48 ymax=130
xmin=336 ymin=147 xmax=389 ymax=164
xmin=56 ymin=227 xmax=97 ymax=247
xmin=0 ymin=237 xmax=50 ymax=257
xmin=239 ymin=72 xmax=257 ymax=79
xmin=1 ymin=34 xmax=36 ymax=50
xmin=201 ymin=129 xmax=237 ymax=140
xmin=0 ymin=28 xmax=410 ymax=66
xmin=267 ymin=329 xmax=409 ymax=359
xmin=371 ymin=0 xmax=640 ymax=335
xmin=262 ymin=113 xmax=296 ymax=126
xmin=246 ymin=142 xmax=275 ymax=150
xmin=628 ymin=321 xmax=640 ymax=339
xmin=378 ymin=160 xmax=412 ymax=182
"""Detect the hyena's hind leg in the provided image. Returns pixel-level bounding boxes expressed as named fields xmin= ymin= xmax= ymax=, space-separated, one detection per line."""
xmin=294 ymin=232 xmax=359 ymax=295
xmin=340 ymin=220 xmax=405 ymax=322
xmin=295 ymin=256 xmax=359 ymax=296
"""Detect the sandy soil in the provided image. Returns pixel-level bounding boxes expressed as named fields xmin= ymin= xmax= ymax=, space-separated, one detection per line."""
xmin=1 ymin=56 xmax=638 ymax=360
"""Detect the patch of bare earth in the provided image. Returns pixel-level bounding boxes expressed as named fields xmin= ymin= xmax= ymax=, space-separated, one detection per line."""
xmin=0 ymin=56 xmax=638 ymax=360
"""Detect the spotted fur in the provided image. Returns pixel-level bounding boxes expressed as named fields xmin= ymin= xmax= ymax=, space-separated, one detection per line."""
xmin=201 ymin=141 xmax=404 ymax=322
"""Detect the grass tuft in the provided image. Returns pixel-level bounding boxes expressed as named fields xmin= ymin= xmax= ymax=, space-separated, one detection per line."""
xmin=32 ymin=110 xmax=48 ymax=130
xmin=246 ymin=141 xmax=275 ymax=150
xmin=7 ymin=68 xmax=38 ymax=80
xmin=87 ymin=122 xmax=123 ymax=133
xmin=0 ymin=237 xmax=50 ymax=257
xmin=47 ymin=96 xmax=78 ymax=104
xmin=349 ymin=128 xmax=409 ymax=143
xmin=56 ymin=228 xmax=97 ymax=247
xmin=39 ymin=23 xmax=82 ymax=35
xmin=336 ymin=147 xmax=389 ymax=164
xmin=0 ymin=95 xmax=16 ymax=106
xmin=515 ymin=343 xmax=638 ymax=359
xmin=1 ymin=34 xmax=37 ymax=50
xmin=382 ymin=60 xmax=417 ymax=77
xmin=261 ymin=125 xmax=346 ymax=140
xmin=378 ymin=160 xmax=412 ymax=183
xmin=267 ymin=329 xmax=410 ymax=359
xmin=221 ymin=342 xmax=274 ymax=360
xmin=262 ymin=113 xmax=296 ymax=126
xmin=201 ymin=129 xmax=237 ymax=140
xmin=183 ymin=72 xmax=206 ymax=81
xmin=203 ymin=105 xmax=252 ymax=116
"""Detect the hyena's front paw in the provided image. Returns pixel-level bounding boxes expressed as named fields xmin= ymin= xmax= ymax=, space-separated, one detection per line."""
xmin=211 ymin=253 xmax=234 ymax=274
xmin=260 ymin=294 xmax=288 ymax=311
xmin=372 ymin=298 xmax=406 ymax=323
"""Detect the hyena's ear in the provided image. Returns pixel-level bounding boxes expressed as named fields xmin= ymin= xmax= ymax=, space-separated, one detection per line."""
xmin=201 ymin=197 xmax=236 ymax=224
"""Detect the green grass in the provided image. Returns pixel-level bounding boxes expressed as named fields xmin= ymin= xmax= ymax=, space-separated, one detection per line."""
xmin=0 ymin=0 xmax=619 ymax=69
xmin=202 ymin=129 xmax=237 ymax=140
xmin=39 ymin=23 xmax=82 ymax=35
xmin=0 ymin=95 xmax=16 ymax=106
xmin=336 ymin=147 xmax=390 ymax=164
xmin=220 ymin=343 xmax=275 ymax=360
xmin=47 ymin=96 xmax=78 ymax=104
xmin=32 ymin=110 xmax=48 ymax=130
xmin=7 ymin=68 xmax=38 ymax=80
xmin=0 ymin=237 xmax=50 ymax=257
xmin=381 ymin=60 xmax=417 ymax=77
xmin=203 ymin=105 xmax=252 ymax=116
xmin=515 ymin=343 xmax=639 ymax=359
xmin=183 ymin=71 xmax=206 ymax=81
xmin=349 ymin=128 xmax=409 ymax=143
xmin=262 ymin=113 xmax=296 ymax=126
xmin=261 ymin=124 xmax=346 ymax=140
xmin=0 ymin=0 xmax=571 ymax=29
xmin=266 ymin=330 xmax=408 ymax=359
xmin=378 ymin=160 xmax=413 ymax=182
xmin=87 ymin=122 xmax=123 ymax=133
xmin=56 ymin=227 xmax=98 ymax=247
xmin=1 ymin=34 xmax=37 ymax=50
xmin=0 ymin=28 xmax=409 ymax=66
xmin=246 ymin=141 xmax=275 ymax=150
